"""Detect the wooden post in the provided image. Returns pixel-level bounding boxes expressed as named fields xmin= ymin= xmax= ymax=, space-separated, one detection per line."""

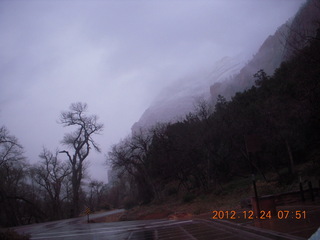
xmin=85 ymin=207 xmax=91 ymax=223
xmin=308 ymin=181 xmax=314 ymax=201
xmin=245 ymin=135 xmax=262 ymax=218
xmin=252 ymin=173 xmax=260 ymax=217
xmin=299 ymin=176 xmax=305 ymax=202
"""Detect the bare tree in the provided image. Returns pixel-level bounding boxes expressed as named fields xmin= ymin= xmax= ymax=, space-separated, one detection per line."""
xmin=31 ymin=148 xmax=71 ymax=220
xmin=87 ymin=180 xmax=104 ymax=211
xmin=0 ymin=126 xmax=45 ymax=226
xmin=0 ymin=126 xmax=23 ymax=167
xmin=59 ymin=102 xmax=103 ymax=216
xmin=193 ymin=97 xmax=212 ymax=122
xmin=108 ymin=129 xmax=161 ymax=203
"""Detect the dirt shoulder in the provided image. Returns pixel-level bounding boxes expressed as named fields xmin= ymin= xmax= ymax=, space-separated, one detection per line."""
xmin=89 ymin=198 xmax=320 ymax=239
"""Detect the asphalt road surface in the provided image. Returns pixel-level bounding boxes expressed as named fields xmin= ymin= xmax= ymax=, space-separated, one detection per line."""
xmin=14 ymin=210 xmax=306 ymax=240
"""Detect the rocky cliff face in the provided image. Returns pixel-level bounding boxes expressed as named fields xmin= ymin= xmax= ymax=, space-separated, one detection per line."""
xmin=283 ymin=0 xmax=320 ymax=60
xmin=131 ymin=56 xmax=245 ymax=133
xmin=209 ymin=22 xmax=290 ymax=101
xmin=132 ymin=0 xmax=320 ymax=134
xmin=210 ymin=0 xmax=320 ymax=101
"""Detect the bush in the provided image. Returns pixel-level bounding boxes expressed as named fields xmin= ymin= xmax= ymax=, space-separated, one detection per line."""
xmin=166 ymin=187 xmax=178 ymax=196
xmin=182 ymin=192 xmax=196 ymax=203
xmin=123 ymin=200 xmax=136 ymax=210
xmin=0 ymin=229 xmax=30 ymax=240
xmin=101 ymin=203 xmax=111 ymax=211
xmin=256 ymin=180 xmax=280 ymax=195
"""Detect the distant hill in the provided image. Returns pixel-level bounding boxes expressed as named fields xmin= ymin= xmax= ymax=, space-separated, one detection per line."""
xmin=109 ymin=0 xmax=320 ymax=211
xmin=132 ymin=0 xmax=320 ymax=134
xmin=132 ymin=56 xmax=244 ymax=133
xmin=210 ymin=0 xmax=320 ymax=101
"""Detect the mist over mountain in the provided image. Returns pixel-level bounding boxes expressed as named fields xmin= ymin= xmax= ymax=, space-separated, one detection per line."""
xmin=211 ymin=0 xmax=320 ymax=101
xmin=132 ymin=0 xmax=319 ymax=133
xmin=132 ymin=56 xmax=245 ymax=133
xmin=4 ymin=0 xmax=318 ymax=230
xmin=131 ymin=31 xmax=275 ymax=132
xmin=209 ymin=22 xmax=290 ymax=101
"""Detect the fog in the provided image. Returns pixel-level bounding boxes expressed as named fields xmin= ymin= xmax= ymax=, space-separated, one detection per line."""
xmin=0 ymin=0 xmax=304 ymax=182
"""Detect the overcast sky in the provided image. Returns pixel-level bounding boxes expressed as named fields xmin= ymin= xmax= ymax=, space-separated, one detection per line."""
xmin=0 ymin=0 xmax=304 ymax=182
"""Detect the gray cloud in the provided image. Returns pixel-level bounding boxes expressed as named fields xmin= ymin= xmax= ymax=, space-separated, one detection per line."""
xmin=0 ymin=0 xmax=304 ymax=181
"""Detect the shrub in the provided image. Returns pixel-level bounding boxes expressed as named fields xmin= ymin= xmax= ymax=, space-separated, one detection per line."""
xmin=101 ymin=203 xmax=111 ymax=211
xmin=182 ymin=192 xmax=196 ymax=203
xmin=166 ymin=187 xmax=178 ymax=196
xmin=0 ymin=229 xmax=30 ymax=240
xmin=124 ymin=200 xmax=136 ymax=210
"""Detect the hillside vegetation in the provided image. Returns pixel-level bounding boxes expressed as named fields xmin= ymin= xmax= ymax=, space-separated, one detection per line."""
xmin=107 ymin=28 xmax=320 ymax=209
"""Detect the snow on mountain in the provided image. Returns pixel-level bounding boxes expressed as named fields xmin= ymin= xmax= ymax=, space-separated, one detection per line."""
xmin=131 ymin=55 xmax=245 ymax=133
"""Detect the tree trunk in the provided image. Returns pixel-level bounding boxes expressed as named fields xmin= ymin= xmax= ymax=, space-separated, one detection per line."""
xmin=71 ymin=165 xmax=80 ymax=217
xmin=285 ymin=139 xmax=295 ymax=175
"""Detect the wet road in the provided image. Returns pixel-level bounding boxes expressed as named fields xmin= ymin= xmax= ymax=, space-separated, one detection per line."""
xmin=14 ymin=210 xmax=306 ymax=240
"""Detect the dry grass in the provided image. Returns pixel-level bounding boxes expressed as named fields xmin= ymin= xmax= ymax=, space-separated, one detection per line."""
xmin=89 ymin=212 xmax=124 ymax=223
xmin=92 ymin=179 xmax=254 ymax=223
xmin=93 ymin=164 xmax=319 ymax=224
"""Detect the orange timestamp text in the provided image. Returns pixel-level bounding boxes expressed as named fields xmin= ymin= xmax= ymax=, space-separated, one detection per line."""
xmin=212 ymin=210 xmax=306 ymax=220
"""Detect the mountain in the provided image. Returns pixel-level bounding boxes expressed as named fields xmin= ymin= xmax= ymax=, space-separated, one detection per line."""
xmin=283 ymin=0 xmax=320 ymax=60
xmin=210 ymin=0 xmax=320 ymax=101
xmin=131 ymin=56 xmax=245 ymax=133
xmin=132 ymin=0 xmax=320 ymax=133
xmin=209 ymin=22 xmax=290 ymax=101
